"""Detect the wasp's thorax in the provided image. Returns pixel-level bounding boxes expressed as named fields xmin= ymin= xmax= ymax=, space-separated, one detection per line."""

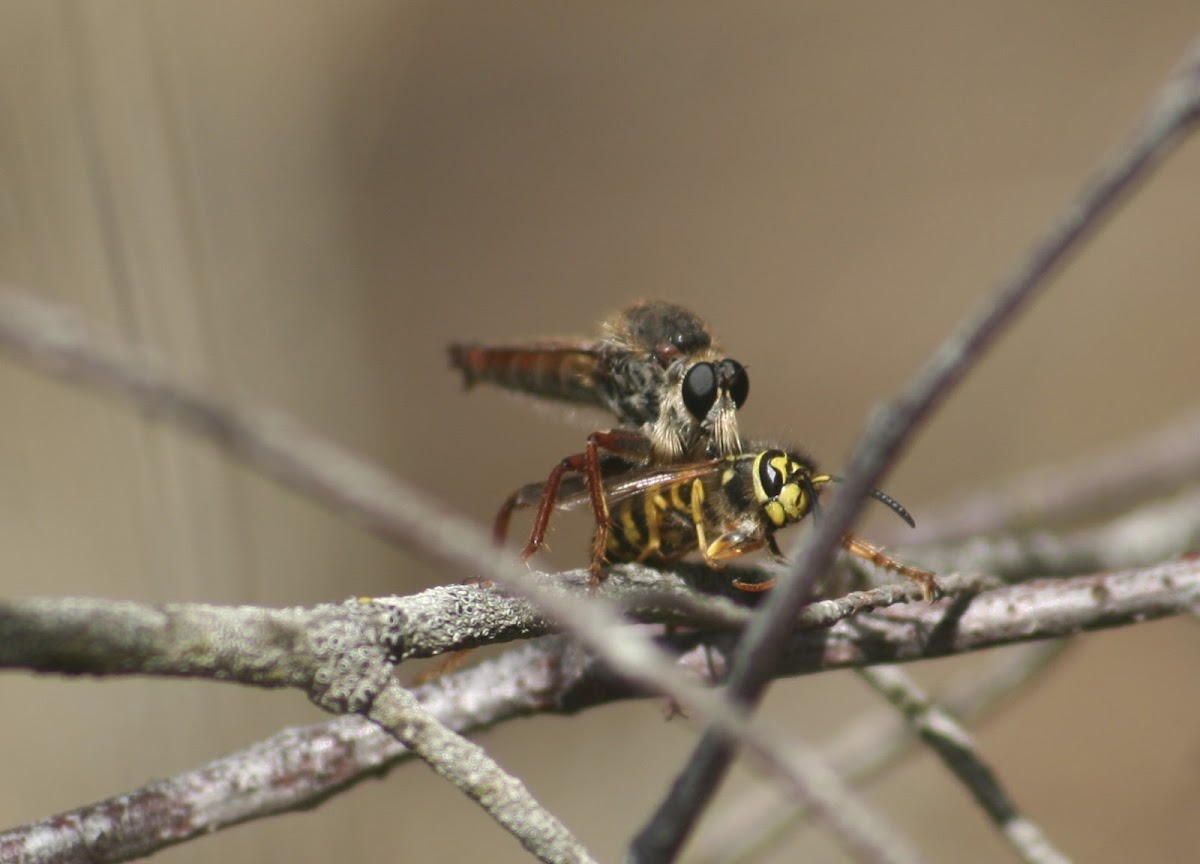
xmin=694 ymin=449 xmax=822 ymax=559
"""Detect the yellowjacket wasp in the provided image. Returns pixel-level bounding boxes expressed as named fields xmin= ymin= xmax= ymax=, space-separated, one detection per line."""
xmin=496 ymin=444 xmax=937 ymax=601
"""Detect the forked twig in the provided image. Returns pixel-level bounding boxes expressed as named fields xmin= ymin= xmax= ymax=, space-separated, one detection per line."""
xmin=628 ymin=33 xmax=1200 ymax=863
xmin=0 ymin=597 xmax=594 ymax=864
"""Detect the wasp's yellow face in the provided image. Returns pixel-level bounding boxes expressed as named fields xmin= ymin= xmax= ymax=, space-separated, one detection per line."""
xmin=751 ymin=450 xmax=813 ymax=528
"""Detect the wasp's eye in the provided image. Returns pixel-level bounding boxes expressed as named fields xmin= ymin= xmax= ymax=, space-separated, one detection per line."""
xmin=718 ymin=359 xmax=749 ymax=408
xmin=758 ymin=451 xmax=786 ymax=498
xmin=682 ymin=362 xmax=718 ymax=419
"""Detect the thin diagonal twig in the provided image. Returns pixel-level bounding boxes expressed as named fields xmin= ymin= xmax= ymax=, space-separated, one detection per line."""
xmin=897 ymin=406 xmax=1200 ymax=546
xmin=699 ymin=641 xmax=1068 ymax=864
xmin=366 ymin=681 xmax=597 ymax=864
xmin=858 ymin=666 xmax=1070 ymax=864
xmin=628 ymin=33 xmax=1200 ymax=863
xmin=911 ymin=484 xmax=1200 ymax=583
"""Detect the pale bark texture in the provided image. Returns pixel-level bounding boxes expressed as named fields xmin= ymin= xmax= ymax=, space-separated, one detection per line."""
xmin=3 ymin=5 xmax=1200 ymax=864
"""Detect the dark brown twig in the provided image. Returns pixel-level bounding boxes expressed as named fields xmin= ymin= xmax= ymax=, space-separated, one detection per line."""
xmin=628 ymin=33 xmax=1200 ymax=863
xmin=698 ymin=641 xmax=1068 ymax=864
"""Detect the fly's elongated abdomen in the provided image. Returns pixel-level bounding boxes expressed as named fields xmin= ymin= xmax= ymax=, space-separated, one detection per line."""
xmin=448 ymin=343 xmax=610 ymax=411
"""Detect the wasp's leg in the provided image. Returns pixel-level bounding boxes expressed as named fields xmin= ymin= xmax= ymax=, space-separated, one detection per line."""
xmin=730 ymin=535 xmax=783 ymax=593
xmin=633 ymin=490 xmax=666 ymax=562
xmin=686 ymin=479 xmax=714 ymax=562
xmin=841 ymin=535 xmax=938 ymax=602
xmin=695 ymin=494 xmax=775 ymax=593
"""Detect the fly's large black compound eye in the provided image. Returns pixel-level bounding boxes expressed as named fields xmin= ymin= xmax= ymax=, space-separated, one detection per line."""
xmin=682 ymin=362 xmax=718 ymax=419
xmin=717 ymin=359 xmax=749 ymax=408
xmin=758 ymin=450 xmax=786 ymax=499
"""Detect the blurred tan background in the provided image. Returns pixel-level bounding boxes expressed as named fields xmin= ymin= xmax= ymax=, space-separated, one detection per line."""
xmin=2 ymin=2 xmax=1200 ymax=862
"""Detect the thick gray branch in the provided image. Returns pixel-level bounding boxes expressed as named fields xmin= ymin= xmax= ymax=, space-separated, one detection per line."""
xmin=0 ymin=596 xmax=593 ymax=864
xmin=1 ymin=558 xmax=1196 ymax=863
xmin=629 ymin=30 xmax=1200 ymax=864
xmin=700 ymin=559 xmax=1199 ymax=677
xmin=3 ymin=559 xmax=1196 ymax=688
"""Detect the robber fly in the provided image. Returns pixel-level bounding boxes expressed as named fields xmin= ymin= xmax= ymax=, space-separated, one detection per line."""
xmin=450 ymin=301 xmax=750 ymax=572
xmin=495 ymin=444 xmax=938 ymax=601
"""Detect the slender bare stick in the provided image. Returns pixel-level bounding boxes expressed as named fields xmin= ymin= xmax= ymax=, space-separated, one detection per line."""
xmin=701 ymin=641 xmax=1068 ymax=864
xmin=858 ymin=666 xmax=1070 ymax=864
xmin=628 ymin=34 xmax=1200 ymax=863
xmin=912 ymin=485 xmax=1200 ymax=582
xmin=366 ymin=681 xmax=596 ymax=864
xmin=898 ymin=407 xmax=1200 ymax=546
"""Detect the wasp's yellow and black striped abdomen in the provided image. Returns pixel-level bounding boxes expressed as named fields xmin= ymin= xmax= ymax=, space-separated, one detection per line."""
xmin=605 ymin=473 xmax=705 ymax=564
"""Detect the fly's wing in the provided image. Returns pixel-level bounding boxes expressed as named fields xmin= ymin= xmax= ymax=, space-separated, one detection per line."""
xmin=447 ymin=340 xmax=612 ymax=411
xmin=548 ymin=458 xmax=723 ymax=512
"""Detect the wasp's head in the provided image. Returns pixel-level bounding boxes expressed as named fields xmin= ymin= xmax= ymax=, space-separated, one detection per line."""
xmin=749 ymin=449 xmax=820 ymax=528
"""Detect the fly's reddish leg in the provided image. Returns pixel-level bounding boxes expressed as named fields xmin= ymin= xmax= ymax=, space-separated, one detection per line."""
xmin=518 ymin=450 xmax=593 ymax=559
xmin=494 ymin=429 xmax=653 ymax=584
xmin=580 ymin=429 xmax=653 ymax=579
xmin=493 ymin=491 xmax=523 ymax=546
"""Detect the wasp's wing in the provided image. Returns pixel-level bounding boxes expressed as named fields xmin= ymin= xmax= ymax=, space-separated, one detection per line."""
xmin=448 ymin=340 xmax=612 ymax=410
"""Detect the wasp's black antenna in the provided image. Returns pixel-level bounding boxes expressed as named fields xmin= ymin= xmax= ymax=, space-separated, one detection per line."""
xmin=802 ymin=473 xmax=823 ymax=523
xmin=826 ymin=475 xmax=916 ymax=529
